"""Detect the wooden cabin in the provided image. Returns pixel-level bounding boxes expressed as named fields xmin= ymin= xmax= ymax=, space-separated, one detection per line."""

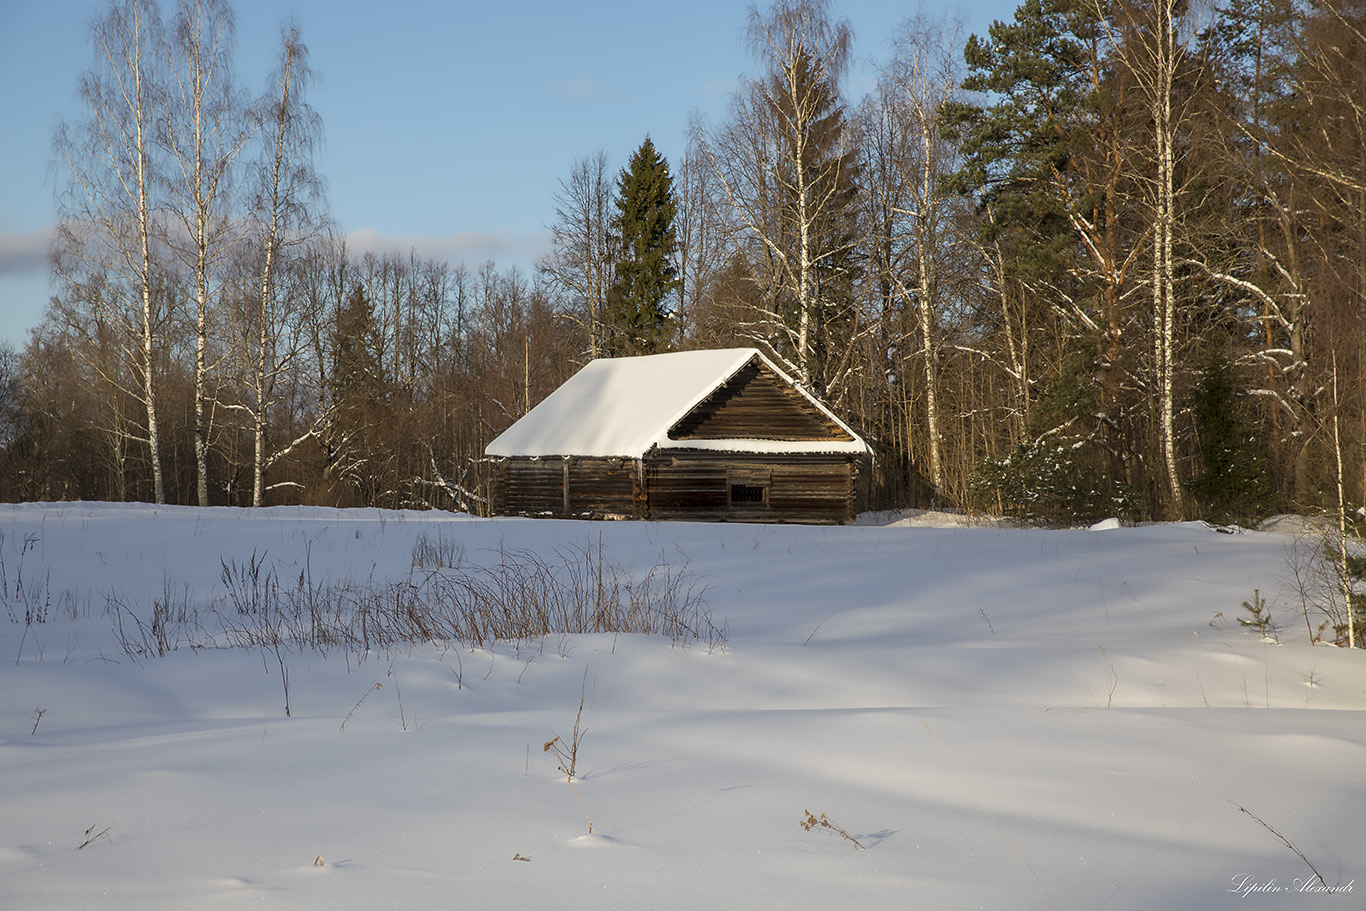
xmin=484 ymin=348 xmax=871 ymax=524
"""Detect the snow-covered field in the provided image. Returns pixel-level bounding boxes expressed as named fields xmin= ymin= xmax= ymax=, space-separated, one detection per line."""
xmin=1 ymin=502 xmax=1361 ymax=909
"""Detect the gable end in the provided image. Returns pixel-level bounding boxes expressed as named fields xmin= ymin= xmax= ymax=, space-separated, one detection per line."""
xmin=667 ymin=358 xmax=855 ymax=443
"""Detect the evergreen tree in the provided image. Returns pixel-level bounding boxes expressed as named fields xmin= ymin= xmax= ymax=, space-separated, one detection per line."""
xmin=604 ymin=137 xmax=679 ymax=356
xmin=945 ymin=0 xmax=1155 ymax=516
xmin=330 ymin=285 xmax=384 ymax=408
xmin=324 ymin=285 xmax=388 ymax=504
xmin=968 ymin=342 xmax=1139 ymax=527
xmin=941 ymin=0 xmax=1099 ymax=285
xmin=1187 ymin=352 xmax=1271 ymax=523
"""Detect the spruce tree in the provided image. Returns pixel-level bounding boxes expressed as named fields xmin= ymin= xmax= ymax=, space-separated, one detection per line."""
xmin=325 ymin=285 xmax=388 ymax=503
xmin=1188 ymin=353 xmax=1270 ymax=523
xmin=604 ymin=137 xmax=679 ymax=356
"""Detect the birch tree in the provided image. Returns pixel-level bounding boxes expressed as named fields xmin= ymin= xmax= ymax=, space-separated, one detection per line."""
xmin=541 ymin=152 xmax=615 ymax=358
xmin=1144 ymin=0 xmax=1186 ymax=516
xmin=232 ymin=23 xmax=326 ymax=505
xmin=53 ymin=0 xmax=169 ymax=503
xmin=1280 ymin=0 xmax=1366 ymax=509
xmin=1088 ymin=0 xmax=1210 ymax=517
xmin=161 ymin=0 xmax=251 ymax=506
xmin=865 ymin=11 xmax=967 ymax=498
xmin=698 ymin=0 xmax=862 ymax=400
xmin=674 ymin=132 xmax=731 ymax=343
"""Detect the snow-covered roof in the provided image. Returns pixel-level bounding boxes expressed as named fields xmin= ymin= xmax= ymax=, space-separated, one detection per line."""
xmin=485 ymin=348 xmax=870 ymax=459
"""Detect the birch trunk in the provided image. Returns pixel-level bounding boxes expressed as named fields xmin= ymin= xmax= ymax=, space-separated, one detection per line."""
xmin=245 ymin=27 xmax=322 ymax=505
xmin=164 ymin=0 xmax=248 ymax=506
xmin=1331 ymin=354 xmax=1357 ymax=648
xmin=917 ymin=121 xmax=943 ymax=495
xmin=1154 ymin=0 xmax=1183 ymax=517
xmin=251 ymin=41 xmax=290 ymax=507
xmin=55 ymin=0 xmax=169 ymax=503
xmin=129 ymin=6 xmax=167 ymax=505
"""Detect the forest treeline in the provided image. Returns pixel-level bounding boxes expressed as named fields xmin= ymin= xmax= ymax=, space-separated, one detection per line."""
xmin=2 ymin=0 xmax=1364 ymax=526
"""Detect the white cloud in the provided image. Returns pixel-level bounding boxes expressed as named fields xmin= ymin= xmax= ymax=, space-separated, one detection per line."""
xmin=0 ymin=227 xmax=54 ymax=278
xmin=558 ymin=78 xmax=603 ymax=97
xmin=344 ymin=228 xmax=552 ymax=270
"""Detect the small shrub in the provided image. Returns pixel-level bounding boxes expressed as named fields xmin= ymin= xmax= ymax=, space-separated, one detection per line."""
xmin=968 ymin=423 xmax=1137 ymax=527
xmin=969 ymin=347 xmax=1138 ymax=527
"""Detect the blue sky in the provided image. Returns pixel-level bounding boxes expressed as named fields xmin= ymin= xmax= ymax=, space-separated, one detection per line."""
xmin=0 ymin=0 xmax=1015 ymax=350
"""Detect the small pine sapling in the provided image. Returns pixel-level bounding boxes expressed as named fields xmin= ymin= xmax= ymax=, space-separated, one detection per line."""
xmin=1238 ymin=589 xmax=1277 ymax=642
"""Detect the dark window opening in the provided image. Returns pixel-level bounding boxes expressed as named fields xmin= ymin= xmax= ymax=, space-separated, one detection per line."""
xmin=730 ymin=483 xmax=768 ymax=505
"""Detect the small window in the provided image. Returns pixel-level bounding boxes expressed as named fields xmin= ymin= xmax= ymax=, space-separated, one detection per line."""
xmin=729 ymin=483 xmax=768 ymax=505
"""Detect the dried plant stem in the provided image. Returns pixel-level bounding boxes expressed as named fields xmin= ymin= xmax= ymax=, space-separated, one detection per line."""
xmin=340 ymin=682 xmax=381 ymax=732
xmin=568 ymin=780 xmax=593 ymax=834
xmin=78 ymin=824 xmax=111 ymax=849
xmin=544 ymin=667 xmax=590 ymax=781
xmin=800 ymin=810 xmax=864 ymax=849
xmin=1233 ymin=803 xmax=1330 ymax=891
xmin=389 ymin=666 xmax=407 ymax=731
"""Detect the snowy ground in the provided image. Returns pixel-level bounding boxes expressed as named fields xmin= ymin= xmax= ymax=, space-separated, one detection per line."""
xmin=1 ymin=502 xmax=1362 ymax=909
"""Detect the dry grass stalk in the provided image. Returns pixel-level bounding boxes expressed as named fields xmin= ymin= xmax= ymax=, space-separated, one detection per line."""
xmin=544 ymin=667 xmax=591 ymax=781
xmin=77 ymin=824 xmax=111 ymax=850
xmin=800 ymin=810 xmax=865 ymax=850
xmin=1234 ymin=803 xmax=1331 ymax=892
xmin=339 ymin=682 xmax=382 ymax=732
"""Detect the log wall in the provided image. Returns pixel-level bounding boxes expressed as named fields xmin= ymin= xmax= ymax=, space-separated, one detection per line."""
xmin=491 ymin=451 xmax=861 ymax=524
xmin=645 ymin=451 xmax=858 ymax=524
xmin=491 ymin=457 xmax=640 ymax=519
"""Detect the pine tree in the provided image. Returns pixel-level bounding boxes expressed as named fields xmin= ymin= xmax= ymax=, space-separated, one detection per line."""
xmin=944 ymin=0 xmax=1150 ymax=516
xmin=604 ymin=137 xmax=679 ymax=356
